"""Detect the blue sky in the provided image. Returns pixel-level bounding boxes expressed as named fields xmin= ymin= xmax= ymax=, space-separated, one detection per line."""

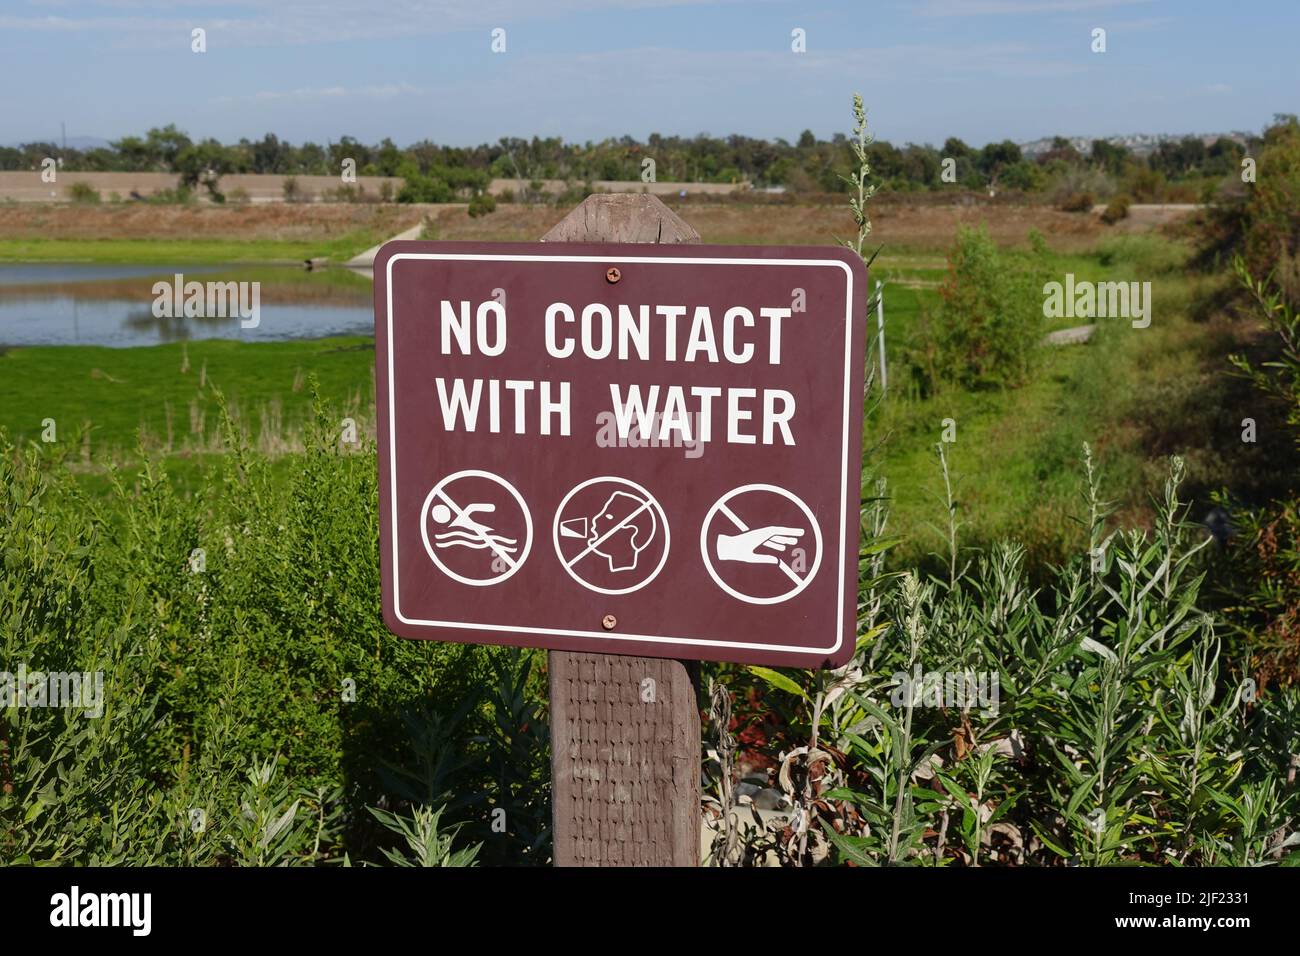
xmin=1 ymin=0 xmax=1295 ymax=148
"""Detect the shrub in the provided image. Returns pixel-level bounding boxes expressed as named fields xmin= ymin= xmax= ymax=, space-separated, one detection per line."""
xmin=397 ymin=172 xmax=453 ymax=204
xmin=1125 ymin=167 xmax=1166 ymax=202
xmin=1242 ymin=117 xmax=1300 ymax=294
xmin=322 ymin=184 xmax=371 ymax=203
xmin=281 ymin=176 xmax=300 ymax=202
xmin=1100 ymin=194 xmax=1131 ymax=224
xmin=467 ymin=192 xmax=497 ymax=217
xmin=1058 ymin=191 xmax=1094 ymax=213
xmin=1220 ymin=262 xmax=1300 ymax=685
xmin=999 ymin=160 xmax=1045 ymax=192
xmin=0 ymin=388 xmax=546 ymax=865
xmin=713 ymin=454 xmax=1300 ymax=867
xmin=147 ymin=184 xmax=195 ymax=205
xmin=67 ymin=181 xmax=101 ymax=204
xmin=927 ymin=224 xmax=1048 ymax=389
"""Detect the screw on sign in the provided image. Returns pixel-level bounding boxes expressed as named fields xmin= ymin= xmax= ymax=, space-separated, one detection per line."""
xmin=374 ymin=239 xmax=867 ymax=669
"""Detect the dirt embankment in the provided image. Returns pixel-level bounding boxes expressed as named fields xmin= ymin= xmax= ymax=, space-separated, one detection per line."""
xmin=0 ymin=197 xmax=1195 ymax=251
xmin=0 ymin=203 xmax=428 ymax=242
xmin=423 ymin=198 xmax=1181 ymax=251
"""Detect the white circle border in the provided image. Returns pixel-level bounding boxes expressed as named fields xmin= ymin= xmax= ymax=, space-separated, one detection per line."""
xmin=699 ymin=483 xmax=823 ymax=605
xmin=420 ymin=469 xmax=533 ymax=587
xmin=551 ymin=476 xmax=671 ymax=596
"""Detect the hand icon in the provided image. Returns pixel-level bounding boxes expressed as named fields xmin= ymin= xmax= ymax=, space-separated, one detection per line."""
xmin=716 ymin=526 xmax=804 ymax=565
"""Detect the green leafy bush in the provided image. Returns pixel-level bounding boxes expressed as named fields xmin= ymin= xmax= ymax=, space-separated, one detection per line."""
xmin=397 ymin=172 xmax=452 ymax=203
xmin=467 ymin=192 xmax=497 ymax=217
xmin=0 ymin=388 xmax=546 ymax=865
xmin=67 ymin=181 xmax=100 ymax=204
xmin=925 ymin=225 xmax=1048 ymax=389
xmin=713 ymin=453 xmax=1300 ymax=866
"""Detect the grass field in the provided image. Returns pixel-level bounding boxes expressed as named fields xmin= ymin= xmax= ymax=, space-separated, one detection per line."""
xmin=0 ymin=236 xmax=380 ymax=263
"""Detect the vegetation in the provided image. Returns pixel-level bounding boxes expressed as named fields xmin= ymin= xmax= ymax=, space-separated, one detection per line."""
xmin=67 ymin=181 xmax=101 ymax=204
xmin=1201 ymin=115 xmax=1300 ymax=691
xmin=0 ymin=235 xmax=386 ymax=264
xmin=3 ymin=106 xmax=1298 ymax=867
xmin=703 ymin=105 xmax=1300 ymax=867
xmin=0 ymin=401 xmax=548 ymax=866
xmin=921 ymin=225 xmax=1050 ymax=389
xmin=1 ymin=120 xmax=1259 ymax=203
xmin=716 ymin=457 xmax=1299 ymax=866
xmin=1101 ymin=195 xmax=1131 ymax=225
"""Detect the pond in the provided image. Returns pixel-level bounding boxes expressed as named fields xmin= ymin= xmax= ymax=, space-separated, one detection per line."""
xmin=0 ymin=263 xmax=374 ymax=347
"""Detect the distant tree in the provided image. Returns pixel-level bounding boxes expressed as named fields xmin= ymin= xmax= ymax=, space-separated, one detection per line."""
xmin=978 ymin=140 xmax=1022 ymax=187
xmin=1090 ymin=139 xmax=1130 ymax=175
xmin=374 ymin=137 xmax=404 ymax=177
xmin=146 ymin=124 xmax=193 ymax=169
xmin=1000 ymin=160 xmax=1046 ymax=191
xmin=942 ymin=137 xmax=976 ymax=162
xmin=897 ymin=144 xmax=941 ymax=187
xmin=1150 ymin=136 xmax=1207 ymax=178
xmin=175 ymin=139 xmax=233 ymax=199
xmin=1038 ymin=136 xmax=1082 ymax=166
xmin=1204 ymin=137 xmax=1246 ymax=176
xmin=250 ymin=133 xmax=291 ymax=174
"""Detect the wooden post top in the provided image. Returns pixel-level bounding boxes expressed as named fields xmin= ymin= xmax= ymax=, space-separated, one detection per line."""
xmin=541 ymin=193 xmax=701 ymax=245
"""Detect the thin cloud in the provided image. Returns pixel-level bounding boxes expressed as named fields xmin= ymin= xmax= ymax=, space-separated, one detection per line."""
xmin=915 ymin=0 xmax=1156 ymax=15
xmin=213 ymin=83 xmax=425 ymax=104
xmin=2 ymin=0 xmax=756 ymax=47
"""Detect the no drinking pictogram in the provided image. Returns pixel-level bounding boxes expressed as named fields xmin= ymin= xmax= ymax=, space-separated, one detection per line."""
xmin=553 ymin=477 xmax=669 ymax=595
xmin=376 ymin=240 xmax=867 ymax=667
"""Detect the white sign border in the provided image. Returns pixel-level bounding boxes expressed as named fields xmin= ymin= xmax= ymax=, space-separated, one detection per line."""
xmin=385 ymin=251 xmax=855 ymax=660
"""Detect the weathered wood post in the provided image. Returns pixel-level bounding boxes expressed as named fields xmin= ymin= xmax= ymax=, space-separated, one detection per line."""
xmin=543 ymin=194 xmax=702 ymax=867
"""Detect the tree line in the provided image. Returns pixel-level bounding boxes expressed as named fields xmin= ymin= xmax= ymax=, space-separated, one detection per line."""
xmin=0 ymin=121 xmax=1271 ymax=204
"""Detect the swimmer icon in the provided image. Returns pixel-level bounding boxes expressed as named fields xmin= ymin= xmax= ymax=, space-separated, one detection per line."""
xmin=420 ymin=470 xmax=533 ymax=586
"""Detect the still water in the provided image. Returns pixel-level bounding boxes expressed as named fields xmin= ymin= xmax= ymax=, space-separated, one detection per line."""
xmin=0 ymin=263 xmax=374 ymax=347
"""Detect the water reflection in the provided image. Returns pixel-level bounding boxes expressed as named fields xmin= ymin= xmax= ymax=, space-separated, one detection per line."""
xmin=121 ymin=306 xmax=246 ymax=343
xmin=0 ymin=264 xmax=373 ymax=347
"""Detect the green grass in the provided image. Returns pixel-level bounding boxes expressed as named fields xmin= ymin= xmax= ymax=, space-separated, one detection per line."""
xmin=0 ymin=234 xmax=382 ymax=263
xmin=0 ymin=336 xmax=375 ymax=494
xmin=869 ymin=238 xmax=1213 ymax=568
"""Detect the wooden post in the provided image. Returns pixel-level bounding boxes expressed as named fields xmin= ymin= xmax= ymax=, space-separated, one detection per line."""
xmin=544 ymin=194 xmax=702 ymax=867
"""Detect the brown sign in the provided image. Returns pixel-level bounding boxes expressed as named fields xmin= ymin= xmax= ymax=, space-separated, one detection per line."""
xmin=374 ymin=241 xmax=867 ymax=668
